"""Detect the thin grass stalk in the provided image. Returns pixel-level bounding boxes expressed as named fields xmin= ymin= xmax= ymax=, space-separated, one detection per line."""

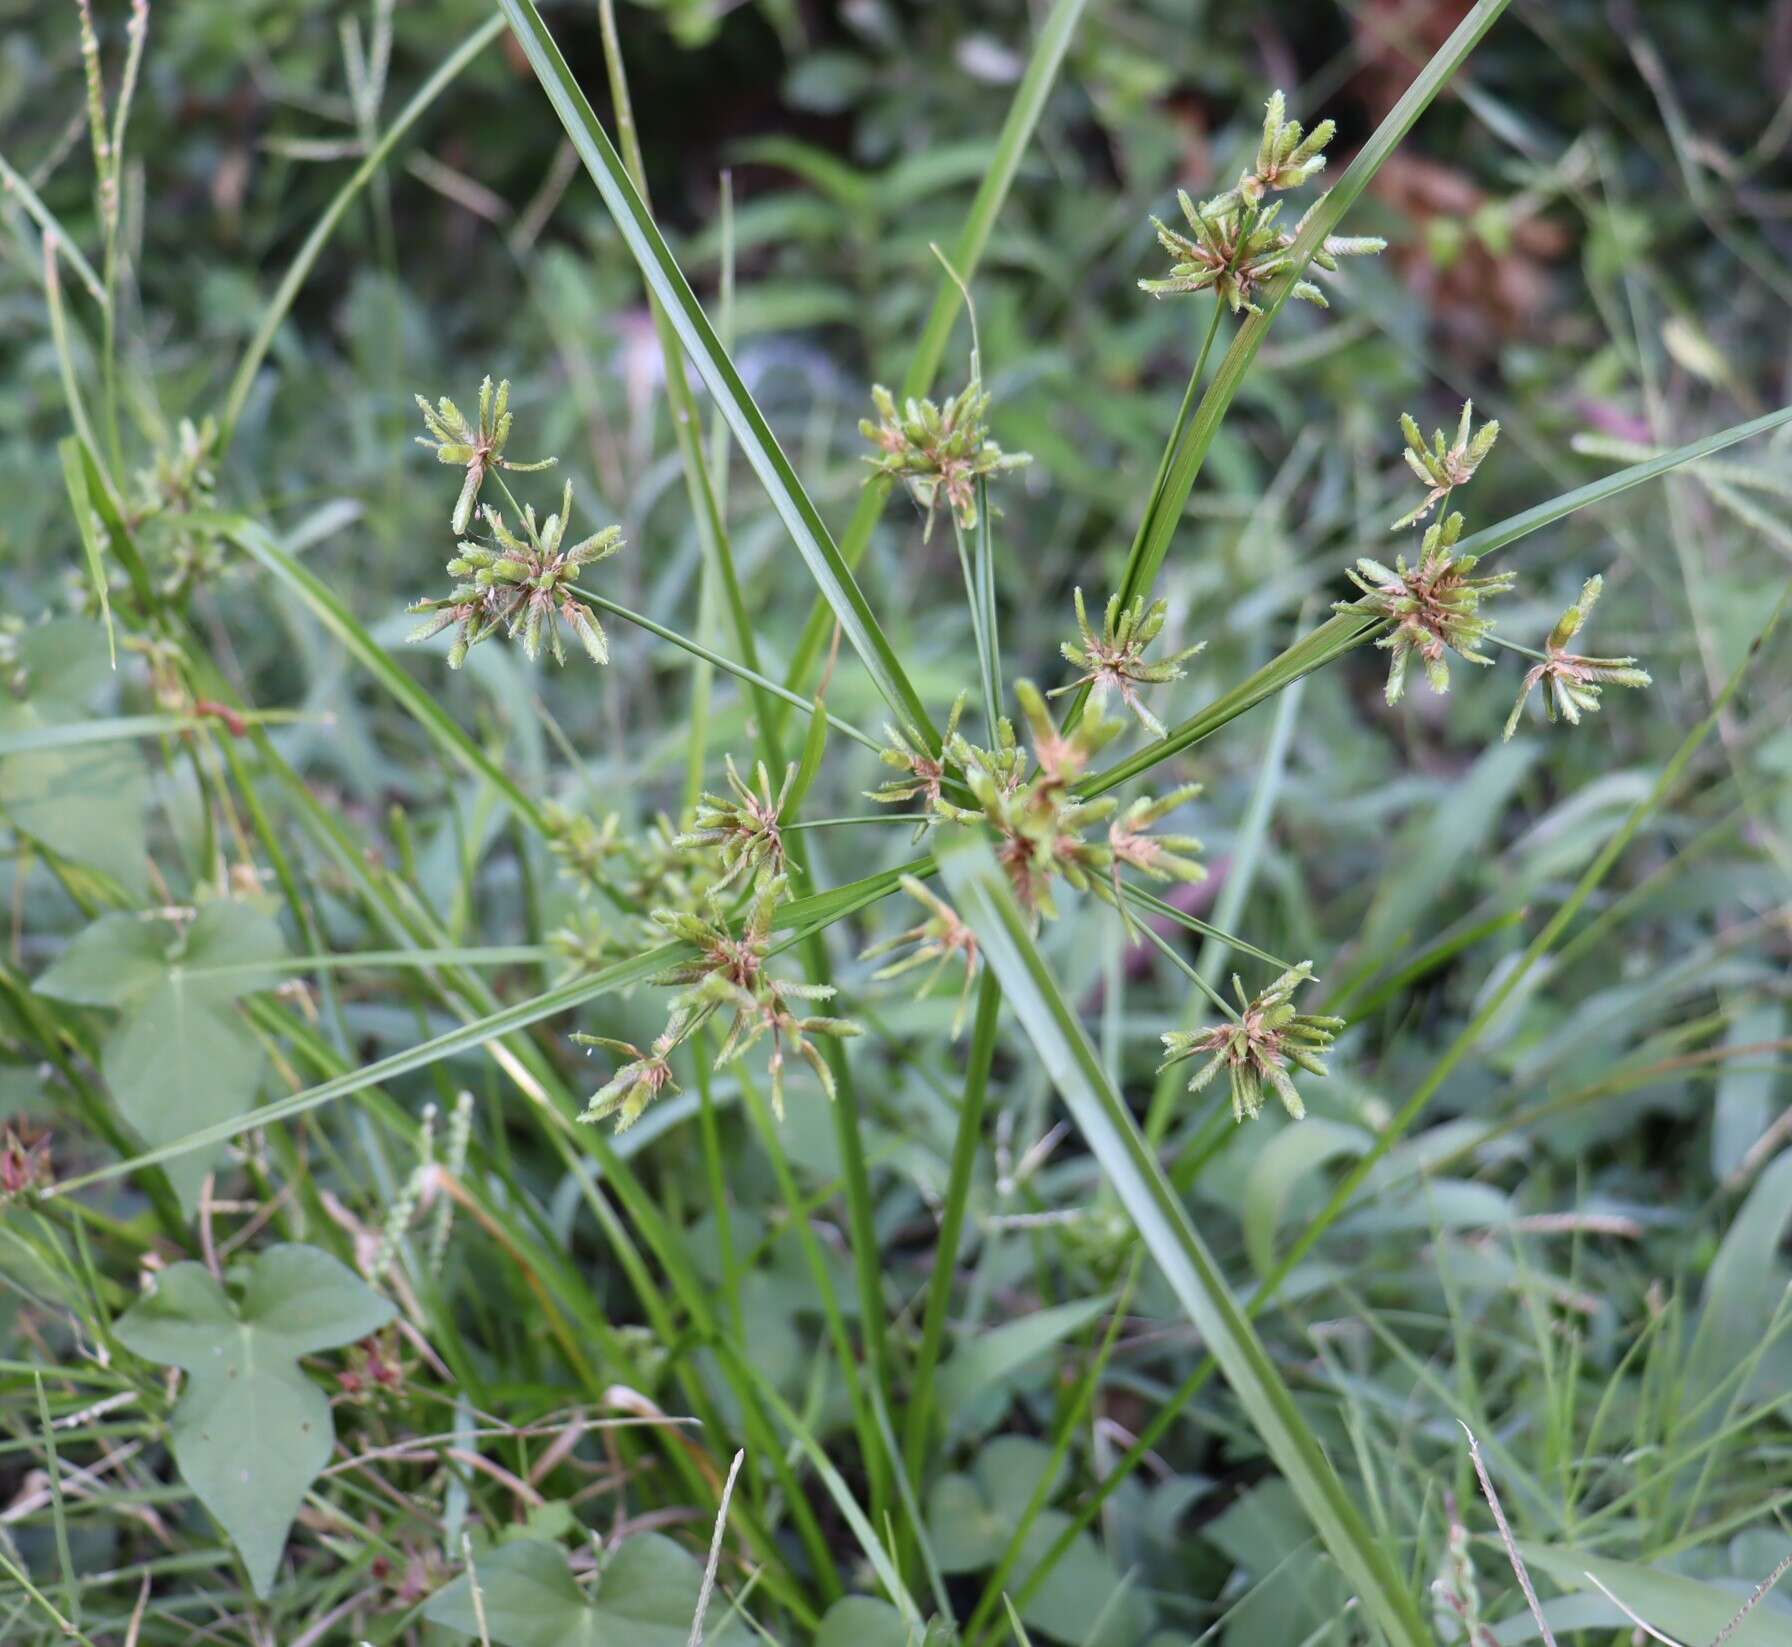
xmin=902 ymin=971 xmax=1001 ymax=1492
xmin=775 ymin=0 xmax=1093 ymax=717
xmin=220 ymin=16 xmax=505 ymax=447
xmin=1004 ymin=583 xmax=1789 ymax=1617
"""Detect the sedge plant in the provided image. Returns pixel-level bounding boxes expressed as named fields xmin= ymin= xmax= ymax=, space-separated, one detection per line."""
xmin=8 ymin=2 xmax=1792 ymax=1643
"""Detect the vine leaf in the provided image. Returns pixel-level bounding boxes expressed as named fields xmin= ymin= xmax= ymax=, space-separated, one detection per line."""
xmin=423 ymin=1534 xmax=752 ymax=1647
xmin=112 ymin=1245 xmax=394 ymax=1597
xmin=37 ymin=901 xmax=286 ymax=1217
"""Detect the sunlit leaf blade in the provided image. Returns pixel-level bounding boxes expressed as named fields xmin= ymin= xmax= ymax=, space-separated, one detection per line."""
xmin=0 ymin=619 xmax=149 ymax=896
xmin=494 ymin=0 xmax=935 ymax=744
xmin=932 ymin=827 xmax=1431 ymax=1647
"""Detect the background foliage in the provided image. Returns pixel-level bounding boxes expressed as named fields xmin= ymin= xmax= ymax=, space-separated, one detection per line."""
xmin=3 ymin=1 xmax=1791 ymax=1643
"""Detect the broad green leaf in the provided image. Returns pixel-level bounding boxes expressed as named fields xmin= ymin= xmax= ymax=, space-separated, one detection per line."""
xmin=1516 ymin=1545 xmax=1792 ymax=1647
xmin=936 ymin=1294 xmax=1108 ymax=1429
xmin=423 ymin=1534 xmax=752 ymax=1647
xmin=112 ymin=1245 xmax=394 ymax=1597
xmin=424 ymin=1540 xmax=594 ymax=1647
xmin=924 ymin=1438 xmax=1150 ymax=1647
xmin=1712 ymin=1001 xmax=1783 ymax=1179
xmin=1206 ymin=1479 xmax=1352 ymax=1647
xmin=816 ymin=1596 xmax=917 ymax=1647
xmin=1688 ymin=1150 xmax=1792 ymax=1409
xmin=34 ymin=913 xmax=167 ymax=1006
xmin=37 ymin=902 xmax=287 ymax=1217
xmin=0 ymin=619 xmax=147 ymax=896
xmin=934 ymin=826 xmax=1432 ymax=1647
xmin=0 ymin=715 xmax=149 ymax=896
xmin=1243 ymin=1120 xmax=1370 ymax=1279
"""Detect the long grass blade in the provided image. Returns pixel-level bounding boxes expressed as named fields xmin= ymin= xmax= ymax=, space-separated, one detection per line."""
xmin=1107 ymin=0 xmax=1515 ymax=618
xmin=777 ymin=0 xmax=1093 ymax=711
xmin=933 ymin=828 xmax=1432 ymax=1647
xmin=495 ymin=0 xmax=934 ymax=742
xmin=1086 ymin=402 xmax=1792 ymax=797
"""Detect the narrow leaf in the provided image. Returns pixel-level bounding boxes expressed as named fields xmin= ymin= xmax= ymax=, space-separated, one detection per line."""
xmin=934 ymin=827 xmax=1431 ymax=1647
xmin=495 ymin=0 xmax=934 ymax=742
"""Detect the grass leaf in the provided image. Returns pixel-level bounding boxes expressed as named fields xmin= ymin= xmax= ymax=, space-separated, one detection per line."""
xmin=932 ymin=826 xmax=1433 ymax=1647
xmin=496 ymin=0 xmax=935 ymax=743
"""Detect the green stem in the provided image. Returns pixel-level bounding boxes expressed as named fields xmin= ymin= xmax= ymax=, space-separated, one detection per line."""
xmin=902 ymin=971 xmax=1000 ymax=1491
xmin=952 ymin=512 xmax=1000 ymax=737
xmin=783 ymin=815 xmax=930 ymax=831
xmin=569 ymin=585 xmax=880 ymax=751
xmin=1064 ymin=298 xmax=1224 ymax=730
xmin=220 ymin=15 xmax=504 ymax=447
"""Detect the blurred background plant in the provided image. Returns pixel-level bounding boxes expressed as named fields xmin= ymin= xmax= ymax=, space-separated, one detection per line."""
xmin=3 ymin=1 xmax=1791 ymax=1643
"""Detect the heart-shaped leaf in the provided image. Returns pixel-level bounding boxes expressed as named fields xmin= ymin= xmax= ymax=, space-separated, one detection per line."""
xmin=37 ymin=901 xmax=286 ymax=1217
xmin=423 ymin=1534 xmax=753 ymax=1647
xmin=113 ymin=1244 xmax=393 ymax=1597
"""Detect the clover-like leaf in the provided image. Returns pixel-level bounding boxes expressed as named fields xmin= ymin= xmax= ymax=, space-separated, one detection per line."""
xmin=37 ymin=901 xmax=286 ymax=1217
xmin=817 ymin=1597 xmax=954 ymax=1647
xmin=925 ymin=1436 xmax=1151 ymax=1647
xmin=423 ymin=1534 xmax=753 ymax=1647
xmin=113 ymin=1244 xmax=394 ymax=1597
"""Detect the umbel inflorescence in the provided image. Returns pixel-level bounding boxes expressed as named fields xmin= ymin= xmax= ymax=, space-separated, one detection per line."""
xmin=1140 ymin=91 xmax=1385 ymax=313
xmin=1338 ymin=401 xmax=1652 ymax=725
xmin=401 ymin=89 xmax=1654 ymax=1146
xmin=859 ymin=378 xmax=1031 ymax=538
xmin=408 ymin=380 xmax=623 ymax=670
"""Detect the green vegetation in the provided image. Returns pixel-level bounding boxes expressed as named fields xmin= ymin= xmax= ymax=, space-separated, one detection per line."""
xmin=4 ymin=2 xmax=1791 ymax=1643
